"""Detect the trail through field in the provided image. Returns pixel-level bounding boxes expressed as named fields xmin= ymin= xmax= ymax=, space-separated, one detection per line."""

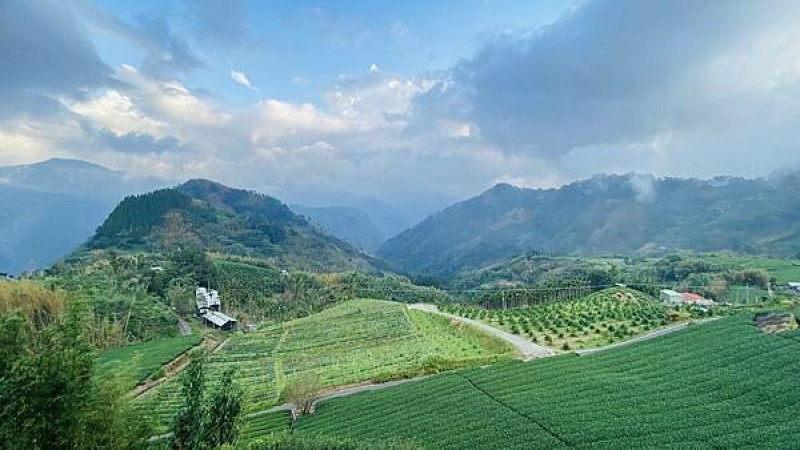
xmin=258 ymin=375 xmax=434 ymax=416
xmin=177 ymin=318 xmax=192 ymax=335
xmin=132 ymin=335 xmax=224 ymax=399
xmin=408 ymin=303 xmax=555 ymax=359
xmin=574 ymin=317 xmax=719 ymax=356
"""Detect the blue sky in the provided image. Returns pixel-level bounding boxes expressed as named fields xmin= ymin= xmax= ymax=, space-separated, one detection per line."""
xmin=90 ymin=0 xmax=572 ymax=106
xmin=2 ymin=0 xmax=800 ymax=203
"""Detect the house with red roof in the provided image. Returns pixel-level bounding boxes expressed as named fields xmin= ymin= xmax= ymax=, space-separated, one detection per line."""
xmin=681 ymin=292 xmax=714 ymax=306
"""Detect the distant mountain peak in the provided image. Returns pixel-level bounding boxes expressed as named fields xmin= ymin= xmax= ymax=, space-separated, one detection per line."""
xmin=35 ymin=157 xmax=114 ymax=171
xmin=88 ymin=180 xmax=379 ymax=272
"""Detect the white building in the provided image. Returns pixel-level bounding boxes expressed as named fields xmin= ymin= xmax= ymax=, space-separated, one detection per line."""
xmin=195 ymin=287 xmax=221 ymax=313
xmin=660 ymin=289 xmax=683 ymax=304
xmin=789 ymin=282 xmax=800 ymax=295
xmin=195 ymin=287 xmax=236 ymax=330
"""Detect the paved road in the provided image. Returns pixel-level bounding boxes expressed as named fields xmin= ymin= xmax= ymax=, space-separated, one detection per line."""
xmin=574 ymin=317 xmax=719 ymax=356
xmin=408 ymin=303 xmax=555 ymax=360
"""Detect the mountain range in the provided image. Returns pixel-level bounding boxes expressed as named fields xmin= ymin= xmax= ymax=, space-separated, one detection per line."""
xmin=378 ymin=173 xmax=800 ymax=276
xmin=0 ymin=159 xmax=163 ymax=274
xmin=291 ymin=204 xmax=385 ymax=252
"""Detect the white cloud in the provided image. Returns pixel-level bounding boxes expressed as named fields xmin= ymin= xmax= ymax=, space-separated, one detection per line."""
xmin=230 ymin=70 xmax=255 ymax=89
xmin=67 ymin=89 xmax=166 ymax=137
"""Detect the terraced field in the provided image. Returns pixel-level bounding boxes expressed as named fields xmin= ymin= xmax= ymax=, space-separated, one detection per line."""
xmin=442 ymin=287 xmax=711 ymax=351
xmin=136 ymin=299 xmax=512 ymax=433
xmin=96 ymin=335 xmax=202 ymax=387
xmin=296 ymin=313 xmax=800 ymax=448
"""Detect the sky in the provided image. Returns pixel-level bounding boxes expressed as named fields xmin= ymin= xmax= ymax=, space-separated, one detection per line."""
xmin=2 ymin=0 xmax=800 ymax=203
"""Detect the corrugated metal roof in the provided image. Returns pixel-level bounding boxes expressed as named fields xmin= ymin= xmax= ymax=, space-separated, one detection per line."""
xmin=202 ymin=311 xmax=236 ymax=327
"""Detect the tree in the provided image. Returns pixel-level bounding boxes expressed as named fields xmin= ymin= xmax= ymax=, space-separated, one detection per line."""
xmin=0 ymin=300 xmax=150 ymax=449
xmin=171 ymin=356 xmax=244 ymax=449
xmin=171 ymin=355 xmax=207 ymax=450
xmin=281 ymin=372 xmax=323 ymax=417
xmin=202 ymin=368 xmax=243 ymax=447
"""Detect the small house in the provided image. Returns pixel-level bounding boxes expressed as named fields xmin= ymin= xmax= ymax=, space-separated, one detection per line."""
xmin=660 ymin=289 xmax=683 ymax=304
xmin=196 ymin=287 xmax=222 ymax=313
xmin=788 ymin=282 xmax=800 ymax=296
xmin=200 ymin=310 xmax=238 ymax=331
xmin=195 ymin=287 xmax=236 ymax=331
xmin=681 ymin=292 xmax=714 ymax=306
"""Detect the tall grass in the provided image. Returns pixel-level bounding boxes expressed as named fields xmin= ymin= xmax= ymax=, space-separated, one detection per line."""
xmin=0 ymin=279 xmax=66 ymax=329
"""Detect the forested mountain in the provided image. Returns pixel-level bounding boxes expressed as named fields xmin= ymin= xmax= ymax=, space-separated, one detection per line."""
xmin=378 ymin=172 xmax=800 ymax=276
xmin=0 ymin=158 xmax=162 ymax=274
xmin=88 ymin=179 xmax=380 ymax=272
xmin=292 ymin=204 xmax=385 ymax=252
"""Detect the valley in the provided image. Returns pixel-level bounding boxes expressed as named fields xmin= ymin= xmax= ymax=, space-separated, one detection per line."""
xmin=2 ymin=176 xmax=799 ymax=449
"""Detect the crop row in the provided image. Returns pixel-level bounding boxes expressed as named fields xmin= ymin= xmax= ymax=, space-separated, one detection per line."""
xmin=134 ymin=298 xmax=511 ymax=435
xmin=296 ymin=314 xmax=800 ymax=448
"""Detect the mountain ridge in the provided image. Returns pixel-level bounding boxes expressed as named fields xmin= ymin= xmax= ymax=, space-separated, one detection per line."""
xmin=377 ymin=172 xmax=800 ymax=275
xmin=87 ymin=179 xmax=381 ymax=273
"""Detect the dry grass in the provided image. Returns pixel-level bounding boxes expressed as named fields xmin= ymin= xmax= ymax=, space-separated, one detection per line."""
xmin=0 ymin=279 xmax=66 ymax=328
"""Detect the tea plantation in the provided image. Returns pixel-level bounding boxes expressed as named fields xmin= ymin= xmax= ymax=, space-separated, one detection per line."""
xmin=296 ymin=314 xmax=800 ymax=448
xmin=97 ymin=335 xmax=202 ymax=388
xmin=136 ymin=299 xmax=513 ymax=433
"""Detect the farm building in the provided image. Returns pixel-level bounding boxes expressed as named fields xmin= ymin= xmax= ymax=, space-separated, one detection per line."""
xmin=681 ymin=292 xmax=714 ymax=306
xmin=660 ymin=289 xmax=713 ymax=306
xmin=660 ymin=289 xmax=683 ymax=304
xmin=788 ymin=282 xmax=800 ymax=295
xmin=196 ymin=287 xmax=237 ymax=330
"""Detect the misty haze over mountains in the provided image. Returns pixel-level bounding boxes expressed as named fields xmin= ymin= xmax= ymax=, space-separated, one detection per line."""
xmin=0 ymin=159 xmax=451 ymax=274
xmin=2 ymin=158 xmax=800 ymax=277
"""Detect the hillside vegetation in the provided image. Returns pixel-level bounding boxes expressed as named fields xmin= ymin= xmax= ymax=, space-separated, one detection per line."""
xmin=443 ymin=287 xmax=711 ymax=351
xmin=379 ymin=173 xmax=800 ymax=275
xmin=296 ymin=314 xmax=800 ymax=448
xmin=88 ymin=179 xmax=378 ymax=273
xmin=137 ymin=299 xmax=513 ymax=433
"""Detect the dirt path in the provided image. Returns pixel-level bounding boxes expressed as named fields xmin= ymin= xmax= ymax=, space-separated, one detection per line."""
xmin=574 ymin=317 xmax=719 ymax=356
xmin=131 ymin=335 xmax=225 ymax=399
xmin=256 ymin=375 xmax=434 ymax=416
xmin=177 ymin=318 xmax=192 ymax=336
xmin=408 ymin=303 xmax=555 ymax=360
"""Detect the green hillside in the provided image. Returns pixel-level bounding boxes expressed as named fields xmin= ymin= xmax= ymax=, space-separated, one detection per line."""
xmin=444 ymin=287 xmax=710 ymax=351
xmin=136 ymin=299 xmax=513 ymax=433
xmin=296 ymin=314 xmax=800 ymax=448
xmin=378 ymin=173 xmax=800 ymax=276
xmin=87 ymin=179 xmax=378 ymax=273
xmin=97 ymin=335 xmax=202 ymax=388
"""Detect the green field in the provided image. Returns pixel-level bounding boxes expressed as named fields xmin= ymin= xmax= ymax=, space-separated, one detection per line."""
xmin=136 ymin=299 xmax=513 ymax=433
xmin=295 ymin=313 xmax=800 ymax=448
xmin=700 ymin=254 xmax=800 ymax=284
xmin=443 ymin=287 xmax=710 ymax=351
xmin=97 ymin=335 xmax=202 ymax=387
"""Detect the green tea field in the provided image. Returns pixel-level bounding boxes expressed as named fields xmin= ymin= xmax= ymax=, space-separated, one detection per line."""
xmin=136 ymin=298 xmax=513 ymax=433
xmin=97 ymin=335 xmax=203 ymax=388
xmin=296 ymin=314 xmax=800 ymax=448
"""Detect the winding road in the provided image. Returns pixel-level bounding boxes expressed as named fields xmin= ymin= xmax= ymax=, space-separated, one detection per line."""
xmin=408 ymin=303 xmax=555 ymax=359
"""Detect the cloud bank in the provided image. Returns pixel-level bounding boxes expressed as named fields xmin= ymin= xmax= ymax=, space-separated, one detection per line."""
xmin=2 ymin=0 xmax=800 ymax=201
